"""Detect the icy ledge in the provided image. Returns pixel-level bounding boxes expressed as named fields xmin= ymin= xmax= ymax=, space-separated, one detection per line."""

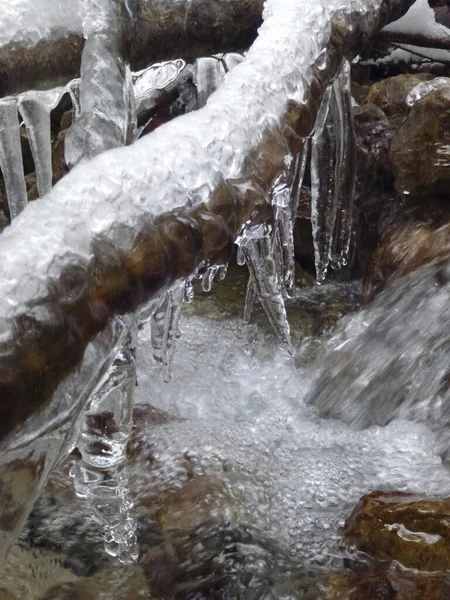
xmin=0 ymin=0 xmax=414 ymax=443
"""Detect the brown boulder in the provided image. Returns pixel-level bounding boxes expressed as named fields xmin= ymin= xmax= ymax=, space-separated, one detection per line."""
xmin=364 ymin=221 xmax=450 ymax=297
xmin=342 ymin=490 xmax=450 ymax=571
xmin=365 ymin=73 xmax=434 ymax=119
xmin=304 ymin=571 xmax=450 ymax=600
xmin=389 ymin=79 xmax=450 ymax=196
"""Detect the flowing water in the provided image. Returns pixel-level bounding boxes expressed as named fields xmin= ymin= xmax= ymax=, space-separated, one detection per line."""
xmin=1 ymin=268 xmax=450 ymax=599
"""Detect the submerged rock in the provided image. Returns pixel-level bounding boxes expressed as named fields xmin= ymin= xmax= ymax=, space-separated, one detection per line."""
xmin=304 ymin=571 xmax=450 ymax=600
xmin=342 ymin=490 xmax=450 ymax=571
xmin=389 ymin=78 xmax=450 ymax=196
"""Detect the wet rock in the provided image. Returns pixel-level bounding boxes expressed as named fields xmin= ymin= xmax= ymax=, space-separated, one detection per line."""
xmin=389 ymin=79 xmax=450 ymax=196
xmin=351 ymin=80 xmax=369 ymax=105
xmin=155 ymin=475 xmax=242 ymax=534
xmin=364 ymin=222 xmax=450 ymax=297
xmin=303 ymin=571 xmax=450 ymax=600
xmin=342 ymin=490 xmax=450 ymax=571
xmin=39 ymin=565 xmax=150 ymax=600
xmin=0 ymin=589 xmax=18 ymax=600
xmin=354 ymin=103 xmax=395 ymax=194
xmin=365 ymin=73 xmax=435 ymax=119
xmin=354 ymin=103 xmax=389 ymax=126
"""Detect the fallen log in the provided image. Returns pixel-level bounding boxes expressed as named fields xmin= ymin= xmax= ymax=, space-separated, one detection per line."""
xmin=0 ymin=0 xmax=264 ymax=97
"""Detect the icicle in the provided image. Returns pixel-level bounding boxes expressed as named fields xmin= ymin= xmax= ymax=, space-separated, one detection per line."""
xmin=237 ymin=245 xmax=246 ymax=266
xmin=216 ymin=264 xmax=228 ymax=282
xmin=150 ymin=282 xmax=185 ymax=382
xmin=0 ymin=97 xmax=27 ymax=219
xmin=310 ymin=84 xmax=337 ymax=283
xmin=291 ymin=138 xmax=309 ymax=227
xmin=243 ymin=280 xmax=257 ymax=324
xmin=271 ymin=169 xmax=295 ymax=297
xmin=17 ymin=88 xmax=65 ymax=198
xmin=222 ymin=52 xmax=245 ymax=73
xmin=201 ymin=265 xmax=218 ymax=292
xmin=331 ymin=59 xmax=356 ymax=268
xmin=67 ymin=78 xmax=81 ymax=120
xmin=184 ymin=278 xmax=195 ymax=303
xmin=133 ymin=59 xmax=187 ymax=117
xmin=194 ymin=57 xmax=226 ymax=108
xmin=237 ymin=221 xmax=293 ymax=354
xmin=70 ymin=318 xmax=138 ymax=564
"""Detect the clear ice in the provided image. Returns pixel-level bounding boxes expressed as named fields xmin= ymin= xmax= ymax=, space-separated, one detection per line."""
xmin=0 ymin=97 xmax=27 ymax=219
xmin=237 ymin=221 xmax=293 ymax=354
xmin=194 ymin=57 xmax=226 ymax=108
xmin=65 ymin=0 xmax=136 ymax=167
xmin=331 ymin=59 xmax=356 ymax=268
xmin=150 ymin=282 xmax=185 ymax=383
xmin=17 ymin=88 xmax=65 ymax=198
xmin=71 ymin=320 xmax=138 ymax=564
xmin=310 ymin=60 xmax=356 ymax=281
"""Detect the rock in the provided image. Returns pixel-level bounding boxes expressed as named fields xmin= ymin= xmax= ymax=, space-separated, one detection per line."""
xmin=354 ymin=103 xmax=389 ymax=126
xmin=303 ymin=571 xmax=450 ymax=600
xmin=389 ymin=79 xmax=450 ymax=196
xmin=154 ymin=475 xmax=242 ymax=534
xmin=365 ymin=73 xmax=435 ymax=119
xmin=342 ymin=490 xmax=450 ymax=571
xmin=364 ymin=222 xmax=450 ymax=297
xmin=0 ymin=589 xmax=18 ymax=600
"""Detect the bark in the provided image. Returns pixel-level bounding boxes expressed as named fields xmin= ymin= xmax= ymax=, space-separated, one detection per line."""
xmin=0 ymin=0 xmax=264 ymax=97
xmin=376 ymin=30 xmax=450 ymax=51
xmin=0 ymin=0 xmax=414 ymax=444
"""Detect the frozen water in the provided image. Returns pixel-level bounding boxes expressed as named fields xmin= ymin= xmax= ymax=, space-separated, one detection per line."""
xmin=310 ymin=60 xmax=356 ymax=281
xmin=311 ymin=85 xmax=336 ymax=282
xmin=194 ymin=57 xmax=226 ymax=108
xmin=330 ymin=59 xmax=356 ymax=268
xmin=237 ymin=221 xmax=293 ymax=354
xmin=0 ymin=0 xmax=83 ymax=47
xmin=0 ymin=97 xmax=27 ymax=219
xmin=407 ymin=77 xmax=450 ymax=106
xmin=17 ymin=88 xmax=65 ymax=197
xmin=0 ymin=0 xmax=413 ymax=328
xmin=65 ymin=0 xmax=136 ymax=167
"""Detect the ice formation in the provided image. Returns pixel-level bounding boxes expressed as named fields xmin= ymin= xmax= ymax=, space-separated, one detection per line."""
xmin=65 ymin=0 xmax=136 ymax=167
xmin=17 ymin=88 xmax=65 ymax=197
xmin=310 ymin=59 xmax=356 ymax=282
xmin=0 ymin=97 xmax=27 ymax=219
xmin=0 ymin=0 xmax=82 ymax=47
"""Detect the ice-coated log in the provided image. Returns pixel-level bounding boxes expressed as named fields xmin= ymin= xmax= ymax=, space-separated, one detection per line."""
xmin=0 ymin=0 xmax=264 ymax=97
xmin=0 ymin=0 xmax=414 ymax=443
